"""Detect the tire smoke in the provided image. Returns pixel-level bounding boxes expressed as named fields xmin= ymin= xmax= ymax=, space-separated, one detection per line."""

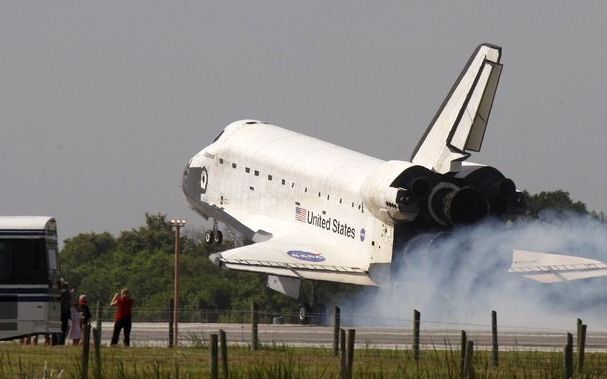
xmin=343 ymin=213 xmax=607 ymax=330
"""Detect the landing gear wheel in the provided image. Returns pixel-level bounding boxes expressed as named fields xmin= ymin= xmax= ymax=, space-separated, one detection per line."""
xmin=204 ymin=230 xmax=214 ymax=245
xmin=214 ymin=230 xmax=223 ymax=245
xmin=298 ymin=303 xmax=311 ymax=324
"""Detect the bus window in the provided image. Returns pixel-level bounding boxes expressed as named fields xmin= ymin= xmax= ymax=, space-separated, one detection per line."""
xmin=0 ymin=239 xmax=48 ymax=284
xmin=0 ymin=241 xmax=13 ymax=281
xmin=48 ymin=246 xmax=58 ymax=272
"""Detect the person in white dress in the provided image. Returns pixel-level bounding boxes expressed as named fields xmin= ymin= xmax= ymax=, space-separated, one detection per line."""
xmin=68 ymin=303 xmax=82 ymax=345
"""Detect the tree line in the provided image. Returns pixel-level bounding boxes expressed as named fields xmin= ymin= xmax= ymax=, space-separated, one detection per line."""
xmin=59 ymin=190 xmax=603 ymax=321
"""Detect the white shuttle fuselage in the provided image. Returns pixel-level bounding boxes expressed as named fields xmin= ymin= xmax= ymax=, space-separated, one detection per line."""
xmin=183 ymin=44 xmax=607 ymax=302
xmin=187 ymin=120 xmax=396 ymax=278
xmin=184 ymin=44 xmax=517 ymax=290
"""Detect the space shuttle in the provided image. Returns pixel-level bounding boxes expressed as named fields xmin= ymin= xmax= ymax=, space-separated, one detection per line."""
xmin=182 ymin=44 xmax=607 ymax=318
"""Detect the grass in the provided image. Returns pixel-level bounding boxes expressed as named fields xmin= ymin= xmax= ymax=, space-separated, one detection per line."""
xmin=1 ymin=342 xmax=607 ymax=378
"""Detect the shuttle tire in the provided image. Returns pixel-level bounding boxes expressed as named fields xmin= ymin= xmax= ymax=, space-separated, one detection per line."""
xmin=204 ymin=230 xmax=214 ymax=245
xmin=298 ymin=303 xmax=311 ymax=324
xmin=214 ymin=230 xmax=223 ymax=245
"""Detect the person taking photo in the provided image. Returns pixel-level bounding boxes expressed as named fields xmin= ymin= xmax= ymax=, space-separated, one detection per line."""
xmin=110 ymin=288 xmax=134 ymax=346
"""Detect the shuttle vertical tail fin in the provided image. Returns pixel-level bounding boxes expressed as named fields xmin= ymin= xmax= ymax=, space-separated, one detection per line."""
xmin=411 ymin=44 xmax=503 ymax=173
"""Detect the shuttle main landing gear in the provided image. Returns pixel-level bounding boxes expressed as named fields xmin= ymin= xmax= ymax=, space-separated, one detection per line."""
xmin=297 ymin=282 xmax=328 ymax=325
xmin=297 ymin=303 xmax=327 ymax=325
xmin=204 ymin=220 xmax=223 ymax=245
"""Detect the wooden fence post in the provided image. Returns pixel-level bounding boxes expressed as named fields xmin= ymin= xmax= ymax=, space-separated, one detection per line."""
xmin=578 ymin=324 xmax=586 ymax=373
xmin=168 ymin=298 xmax=174 ymax=348
xmin=93 ymin=300 xmax=102 ymax=379
xmin=92 ymin=327 xmax=101 ymax=379
xmin=95 ymin=301 xmax=101 ymax=331
xmin=576 ymin=318 xmax=582 ymax=352
xmin=346 ymin=329 xmax=355 ymax=379
xmin=210 ymin=333 xmax=218 ymax=379
xmin=564 ymin=332 xmax=573 ymax=379
xmin=491 ymin=310 xmax=498 ymax=367
xmin=250 ymin=301 xmax=258 ymax=350
xmin=81 ymin=323 xmax=91 ymax=379
xmin=333 ymin=306 xmax=341 ymax=356
xmin=413 ymin=309 xmax=420 ymax=362
xmin=219 ymin=329 xmax=228 ymax=379
xmin=340 ymin=328 xmax=346 ymax=379
xmin=460 ymin=330 xmax=467 ymax=378
xmin=463 ymin=340 xmax=474 ymax=379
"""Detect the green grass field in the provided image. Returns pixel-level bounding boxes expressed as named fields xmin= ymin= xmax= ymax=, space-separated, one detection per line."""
xmin=1 ymin=343 xmax=607 ymax=378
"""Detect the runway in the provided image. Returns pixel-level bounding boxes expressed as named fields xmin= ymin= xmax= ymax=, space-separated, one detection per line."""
xmin=97 ymin=322 xmax=607 ymax=352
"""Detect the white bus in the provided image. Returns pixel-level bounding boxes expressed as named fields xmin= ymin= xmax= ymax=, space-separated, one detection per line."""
xmin=0 ymin=216 xmax=62 ymax=341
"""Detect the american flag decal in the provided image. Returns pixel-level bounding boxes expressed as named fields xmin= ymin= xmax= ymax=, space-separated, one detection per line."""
xmin=295 ymin=206 xmax=307 ymax=222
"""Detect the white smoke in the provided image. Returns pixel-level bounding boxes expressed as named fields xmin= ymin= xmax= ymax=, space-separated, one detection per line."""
xmin=342 ymin=213 xmax=607 ymax=330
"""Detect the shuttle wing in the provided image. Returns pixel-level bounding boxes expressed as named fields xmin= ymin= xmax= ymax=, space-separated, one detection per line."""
xmin=210 ymin=226 xmax=378 ymax=286
xmin=509 ymin=250 xmax=607 ymax=283
xmin=411 ymin=44 xmax=503 ymax=173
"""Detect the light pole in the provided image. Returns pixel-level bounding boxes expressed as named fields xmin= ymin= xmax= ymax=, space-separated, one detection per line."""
xmin=170 ymin=218 xmax=186 ymax=347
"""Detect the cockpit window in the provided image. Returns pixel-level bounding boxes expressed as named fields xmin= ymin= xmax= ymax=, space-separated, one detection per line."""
xmin=212 ymin=130 xmax=224 ymax=143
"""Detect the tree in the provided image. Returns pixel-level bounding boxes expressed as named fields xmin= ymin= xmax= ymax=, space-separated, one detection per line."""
xmin=59 ymin=213 xmax=285 ymax=321
xmin=116 ymin=213 xmax=175 ymax=254
xmin=524 ymin=190 xmax=588 ymax=218
xmin=60 ymin=232 xmax=116 ymax=291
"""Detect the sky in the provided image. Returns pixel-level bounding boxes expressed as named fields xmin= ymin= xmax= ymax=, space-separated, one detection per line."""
xmin=1 ymin=1 xmax=606 ymax=241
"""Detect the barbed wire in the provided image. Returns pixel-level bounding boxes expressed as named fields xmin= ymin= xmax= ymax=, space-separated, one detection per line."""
xmin=89 ymin=306 xmax=606 ymax=333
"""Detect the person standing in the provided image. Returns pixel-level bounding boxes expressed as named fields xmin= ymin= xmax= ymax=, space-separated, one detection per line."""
xmin=59 ymin=280 xmax=71 ymax=345
xmin=79 ymin=295 xmax=92 ymax=328
xmin=110 ymin=288 xmax=134 ymax=346
xmin=67 ymin=301 xmax=82 ymax=345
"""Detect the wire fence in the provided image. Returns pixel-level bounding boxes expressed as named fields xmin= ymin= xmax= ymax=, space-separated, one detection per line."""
xmin=4 ymin=307 xmax=607 ymax=378
xmin=42 ymin=307 xmax=607 ymax=353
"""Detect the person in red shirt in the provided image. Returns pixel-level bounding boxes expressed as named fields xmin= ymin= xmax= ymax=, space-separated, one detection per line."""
xmin=110 ymin=288 xmax=134 ymax=346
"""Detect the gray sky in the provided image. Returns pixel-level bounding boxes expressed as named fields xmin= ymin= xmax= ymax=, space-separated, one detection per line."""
xmin=1 ymin=1 xmax=606 ymax=241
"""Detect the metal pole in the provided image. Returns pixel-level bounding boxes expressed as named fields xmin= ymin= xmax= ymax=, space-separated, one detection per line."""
xmin=174 ymin=225 xmax=180 ymax=347
xmin=168 ymin=298 xmax=174 ymax=348
xmin=170 ymin=220 xmax=185 ymax=347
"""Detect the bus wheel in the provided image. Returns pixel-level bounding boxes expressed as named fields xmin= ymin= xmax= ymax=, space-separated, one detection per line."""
xmin=204 ymin=230 xmax=214 ymax=245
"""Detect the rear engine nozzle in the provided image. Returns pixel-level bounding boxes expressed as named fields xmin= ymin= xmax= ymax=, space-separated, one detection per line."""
xmin=428 ymin=183 xmax=489 ymax=226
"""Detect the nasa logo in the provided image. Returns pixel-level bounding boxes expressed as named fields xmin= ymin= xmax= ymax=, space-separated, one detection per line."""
xmin=360 ymin=228 xmax=366 ymax=242
xmin=287 ymin=250 xmax=326 ymax=262
xmin=200 ymin=167 xmax=208 ymax=194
